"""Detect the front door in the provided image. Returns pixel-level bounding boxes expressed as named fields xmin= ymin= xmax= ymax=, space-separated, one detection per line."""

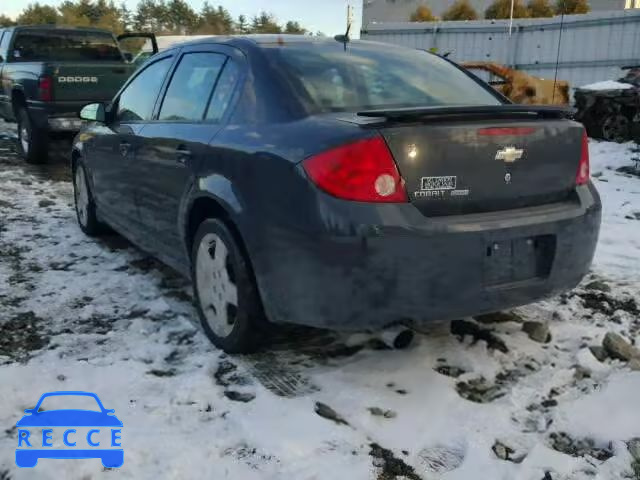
xmin=89 ymin=54 xmax=174 ymax=230
xmin=134 ymin=48 xmax=242 ymax=264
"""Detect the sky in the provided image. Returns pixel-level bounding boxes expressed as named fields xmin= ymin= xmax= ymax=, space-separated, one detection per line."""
xmin=1 ymin=0 xmax=362 ymax=36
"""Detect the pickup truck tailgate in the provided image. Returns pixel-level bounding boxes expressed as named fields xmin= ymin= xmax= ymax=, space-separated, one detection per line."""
xmin=49 ymin=63 xmax=134 ymax=102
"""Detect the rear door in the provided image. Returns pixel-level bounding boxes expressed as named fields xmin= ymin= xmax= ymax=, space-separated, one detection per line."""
xmin=88 ymin=54 xmax=174 ymax=229
xmin=134 ymin=44 xmax=243 ymax=263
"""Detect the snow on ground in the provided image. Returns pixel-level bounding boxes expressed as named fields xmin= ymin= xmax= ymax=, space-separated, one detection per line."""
xmin=577 ymin=80 xmax=633 ymax=91
xmin=0 ymin=118 xmax=639 ymax=480
xmin=590 ymin=140 xmax=640 ymax=279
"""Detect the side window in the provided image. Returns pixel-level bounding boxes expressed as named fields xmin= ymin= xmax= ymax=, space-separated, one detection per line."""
xmin=205 ymin=60 xmax=240 ymax=123
xmin=159 ymin=52 xmax=226 ymax=122
xmin=116 ymin=56 xmax=172 ymax=122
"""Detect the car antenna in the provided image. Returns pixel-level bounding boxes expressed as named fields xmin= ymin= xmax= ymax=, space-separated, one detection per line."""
xmin=334 ymin=4 xmax=353 ymax=51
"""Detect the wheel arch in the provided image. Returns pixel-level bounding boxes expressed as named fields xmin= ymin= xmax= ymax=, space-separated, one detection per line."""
xmin=11 ymin=87 xmax=26 ymax=116
xmin=185 ymin=194 xmax=250 ymax=266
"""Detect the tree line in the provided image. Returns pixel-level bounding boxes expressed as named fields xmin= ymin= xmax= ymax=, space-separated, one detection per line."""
xmin=411 ymin=0 xmax=590 ymax=22
xmin=0 ymin=0 xmax=310 ymax=35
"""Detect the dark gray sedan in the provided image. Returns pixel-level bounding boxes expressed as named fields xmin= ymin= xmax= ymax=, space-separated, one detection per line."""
xmin=72 ymin=35 xmax=601 ymax=353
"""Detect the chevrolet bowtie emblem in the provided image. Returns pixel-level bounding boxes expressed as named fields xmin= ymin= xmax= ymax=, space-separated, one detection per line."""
xmin=495 ymin=146 xmax=524 ymax=163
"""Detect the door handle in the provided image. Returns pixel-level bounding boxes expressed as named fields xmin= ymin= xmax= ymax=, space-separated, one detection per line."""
xmin=119 ymin=141 xmax=131 ymax=157
xmin=175 ymin=146 xmax=192 ymax=164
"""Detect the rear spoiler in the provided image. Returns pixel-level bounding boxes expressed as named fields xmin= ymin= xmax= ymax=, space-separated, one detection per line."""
xmin=356 ymin=105 xmax=575 ymax=121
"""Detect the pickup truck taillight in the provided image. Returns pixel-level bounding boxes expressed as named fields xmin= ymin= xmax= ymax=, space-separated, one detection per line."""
xmin=303 ymin=136 xmax=408 ymax=203
xmin=576 ymin=130 xmax=590 ymax=185
xmin=38 ymin=76 xmax=53 ymax=102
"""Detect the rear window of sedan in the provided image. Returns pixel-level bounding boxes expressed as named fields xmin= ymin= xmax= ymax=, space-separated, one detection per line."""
xmin=264 ymin=41 xmax=501 ymax=114
xmin=12 ymin=29 xmax=123 ymax=62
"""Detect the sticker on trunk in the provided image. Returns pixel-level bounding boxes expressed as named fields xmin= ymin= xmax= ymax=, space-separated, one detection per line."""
xmin=420 ymin=176 xmax=457 ymax=191
xmin=414 ymin=176 xmax=469 ymax=199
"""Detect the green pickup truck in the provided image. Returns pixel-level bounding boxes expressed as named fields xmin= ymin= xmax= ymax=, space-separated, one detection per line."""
xmin=0 ymin=25 xmax=156 ymax=163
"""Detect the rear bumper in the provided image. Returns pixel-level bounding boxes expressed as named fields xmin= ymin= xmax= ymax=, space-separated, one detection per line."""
xmin=251 ymin=183 xmax=601 ymax=331
xmin=27 ymin=100 xmax=89 ymax=132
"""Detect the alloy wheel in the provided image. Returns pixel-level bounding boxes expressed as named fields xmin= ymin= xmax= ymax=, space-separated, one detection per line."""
xmin=19 ymin=123 xmax=29 ymax=155
xmin=74 ymin=166 xmax=90 ymax=227
xmin=195 ymin=233 xmax=239 ymax=338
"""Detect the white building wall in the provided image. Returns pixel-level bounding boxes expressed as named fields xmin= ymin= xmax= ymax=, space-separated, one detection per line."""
xmin=361 ymin=9 xmax=640 ymax=90
xmin=362 ymin=0 xmax=629 ymax=26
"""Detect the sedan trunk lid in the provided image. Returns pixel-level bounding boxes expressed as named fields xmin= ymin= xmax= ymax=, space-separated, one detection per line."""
xmin=359 ymin=107 xmax=583 ymax=217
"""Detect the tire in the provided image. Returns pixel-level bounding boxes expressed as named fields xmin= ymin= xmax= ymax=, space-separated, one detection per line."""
xmin=600 ymin=113 xmax=631 ymax=143
xmin=192 ymin=219 xmax=267 ymax=354
xmin=16 ymin=106 xmax=48 ymax=164
xmin=73 ymin=162 xmax=106 ymax=236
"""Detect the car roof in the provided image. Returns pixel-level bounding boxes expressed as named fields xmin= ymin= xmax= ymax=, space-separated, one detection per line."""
xmin=164 ymin=34 xmax=404 ymax=55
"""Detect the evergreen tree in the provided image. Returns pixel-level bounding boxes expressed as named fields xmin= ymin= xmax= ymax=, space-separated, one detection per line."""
xmin=119 ymin=2 xmax=133 ymax=31
xmin=235 ymin=14 xmax=249 ymax=34
xmin=0 ymin=14 xmax=15 ymax=27
xmin=284 ymin=21 xmax=307 ymax=34
xmin=250 ymin=11 xmax=281 ymax=33
xmin=133 ymin=0 xmax=168 ymax=32
xmin=196 ymin=3 xmax=234 ymax=34
xmin=11 ymin=1 xmax=310 ymax=38
xmin=17 ymin=3 xmax=60 ymax=24
xmin=165 ymin=0 xmax=198 ymax=34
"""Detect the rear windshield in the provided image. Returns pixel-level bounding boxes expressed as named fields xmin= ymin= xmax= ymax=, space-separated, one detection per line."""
xmin=264 ymin=42 xmax=501 ymax=113
xmin=12 ymin=30 xmax=122 ymax=62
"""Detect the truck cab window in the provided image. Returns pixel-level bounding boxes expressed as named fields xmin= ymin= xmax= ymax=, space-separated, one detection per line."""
xmin=12 ymin=30 xmax=123 ymax=62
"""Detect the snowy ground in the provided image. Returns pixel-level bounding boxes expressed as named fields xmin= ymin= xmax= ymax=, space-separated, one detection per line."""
xmin=0 ymin=118 xmax=639 ymax=480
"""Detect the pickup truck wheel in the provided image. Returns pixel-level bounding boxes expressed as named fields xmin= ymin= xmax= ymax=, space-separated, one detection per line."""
xmin=17 ymin=107 xmax=48 ymax=164
xmin=73 ymin=163 xmax=105 ymax=236
xmin=192 ymin=219 xmax=268 ymax=354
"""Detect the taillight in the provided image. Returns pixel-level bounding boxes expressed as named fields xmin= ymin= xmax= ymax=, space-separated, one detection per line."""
xmin=576 ymin=130 xmax=590 ymax=185
xmin=38 ymin=76 xmax=53 ymax=102
xmin=303 ymin=136 xmax=407 ymax=203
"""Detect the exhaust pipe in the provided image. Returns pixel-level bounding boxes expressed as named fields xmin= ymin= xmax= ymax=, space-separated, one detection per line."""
xmin=343 ymin=327 xmax=415 ymax=350
xmin=379 ymin=327 xmax=414 ymax=350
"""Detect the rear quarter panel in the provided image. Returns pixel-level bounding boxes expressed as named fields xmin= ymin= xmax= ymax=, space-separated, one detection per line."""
xmin=188 ymin=116 xmax=379 ymax=316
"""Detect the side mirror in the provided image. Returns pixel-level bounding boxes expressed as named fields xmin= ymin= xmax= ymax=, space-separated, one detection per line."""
xmin=23 ymin=408 xmax=35 ymax=414
xmin=0 ymin=55 xmax=4 ymax=63
xmin=122 ymin=52 xmax=133 ymax=62
xmin=80 ymin=103 xmax=106 ymax=123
